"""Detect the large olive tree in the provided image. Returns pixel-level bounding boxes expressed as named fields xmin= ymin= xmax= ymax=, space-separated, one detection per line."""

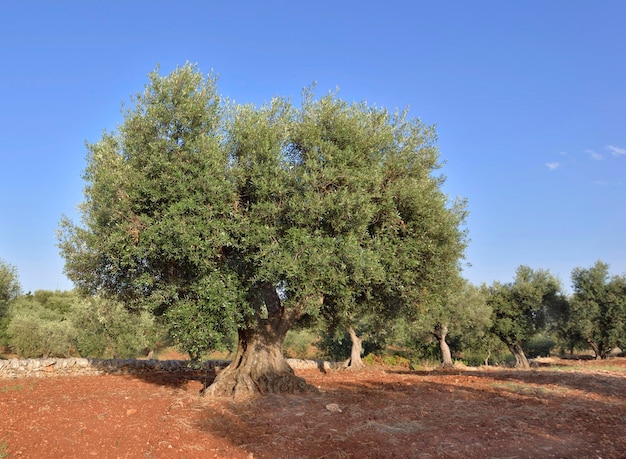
xmin=59 ymin=64 xmax=467 ymax=397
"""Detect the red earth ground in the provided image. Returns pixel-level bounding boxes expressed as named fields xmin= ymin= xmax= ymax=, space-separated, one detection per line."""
xmin=1 ymin=356 xmax=625 ymax=458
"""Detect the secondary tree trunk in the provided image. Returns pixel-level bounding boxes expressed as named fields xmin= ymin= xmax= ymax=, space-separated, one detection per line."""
xmin=587 ymin=339 xmax=608 ymax=360
xmin=434 ymin=324 xmax=453 ymax=367
xmin=507 ymin=342 xmax=530 ymax=368
xmin=202 ymin=283 xmax=316 ymax=399
xmin=344 ymin=326 xmax=365 ymax=369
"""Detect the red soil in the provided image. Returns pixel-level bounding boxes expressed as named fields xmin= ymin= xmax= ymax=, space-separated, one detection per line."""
xmin=1 ymin=357 xmax=625 ymax=458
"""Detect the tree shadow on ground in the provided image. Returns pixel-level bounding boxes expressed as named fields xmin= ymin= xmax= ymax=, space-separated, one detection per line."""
xmin=389 ymin=365 xmax=626 ymax=399
xmin=192 ymin=368 xmax=626 ymax=459
xmin=86 ymin=358 xmax=227 ymax=390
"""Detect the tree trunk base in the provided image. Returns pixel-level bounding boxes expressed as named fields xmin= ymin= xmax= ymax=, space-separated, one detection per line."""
xmin=343 ymin=326 xmax=365 ymax=370
xmin=201 ymin=327 xmax=317 ymax=399
xmin=507 ymin=342 xmax=530 ymax=369
xmin=203 ymin=366 xmax=315 ymax=399
xmin=342 ymin=358 xmax=365 ymax=370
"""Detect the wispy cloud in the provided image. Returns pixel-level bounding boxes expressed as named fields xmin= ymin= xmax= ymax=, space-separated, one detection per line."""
xmin=586 ymin=149 xmax=603 ymax=160
xmin=585 ymin=150 xmax=602 ymax=161
xmin=607 ymin=145 xmax=626 ymax=156
xmin=545 ymin=162 xmax=561 ymax=171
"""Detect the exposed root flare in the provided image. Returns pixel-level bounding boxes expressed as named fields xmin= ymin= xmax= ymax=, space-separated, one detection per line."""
xmin=202 ymin=369 xmax=317 ymax=400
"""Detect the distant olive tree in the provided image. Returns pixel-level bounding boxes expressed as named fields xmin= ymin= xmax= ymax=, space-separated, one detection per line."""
xmin=567 ymin=261 xmax=626 ymax=359
xmin=5 ymin=290 xmax=163 ymax=359
xmin=6 ymin=291 xmax=78 ymax=358
xmin=0 ymin=258 xmax=22 ymax=345
xmin=72 ymin=296 xmax=164 ymax=359
xmin=487 ymin=266 xmax=562 ymax=368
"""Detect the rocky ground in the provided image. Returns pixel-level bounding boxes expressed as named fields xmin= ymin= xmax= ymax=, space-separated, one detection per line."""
xmin=1 ymin=356 xmax=625 ymax=458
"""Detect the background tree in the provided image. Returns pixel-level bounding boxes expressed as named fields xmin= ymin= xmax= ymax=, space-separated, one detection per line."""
xmin=568 ymin=261 xmax=626 ymax=359
xmin=6 ymin=290 xmax=78 ymax=358
xmin=405 ymin=278 xmax=491 ymax=366
xmin=486 ymin=266 xmax=561 ymax=368
xmin=0 ymin=258 xmax=22 ymax=346
xmin=316 ymin=313 xmax=389 ymax=369
xmin=72 ymin=296 xmax=164 ymax=359
xmin=59 ymin=64 xmax=467 ymax=397
xmin=543 ymin=289 xmax=577 ymax=355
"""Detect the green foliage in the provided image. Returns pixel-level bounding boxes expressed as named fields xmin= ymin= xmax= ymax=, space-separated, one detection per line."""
xmin=0 ymin=259 xmax=21 ymax=303
xmin=543 ymin=291 xmax=578 ymax=354
xmin=5 ymin=290 xmax=163 ymax=359
xmin=317 ymin=324 xmax=384 ymax=361
xmin=6 ymin=292 xmax=78 ymax=358
xmin=523 ymin=332 xmax=556 ymax=358
xmin=386 ymin=281 xmax=495 ymax=366
xmin=567 ymin=261 xmax=626 ymax=359
xmin=58 ymin=64 xmax=467 ymax=362
xmin=487 ymin=267 xmax=562 ymax=347
xmin=283 ymin=328 xmax=319 ymax=359
xmin=362 ymin=352 xmax=411 ymax=368
xmin=72 ymin=296 xmax=164 ymax=359
xmin=0 ymin=258 xmax=22 ymax=345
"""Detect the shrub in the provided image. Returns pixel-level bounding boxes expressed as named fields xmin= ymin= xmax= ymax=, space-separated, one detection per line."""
xmin=524 ymin=333 xmax=556 ymax=359
xmin=283 ymin=329 xmax=319 ymax=359
xmin=72 ymin=297 xmax=164 ymax=359
xmin=6 ymin=299 xmax=76 ymax=358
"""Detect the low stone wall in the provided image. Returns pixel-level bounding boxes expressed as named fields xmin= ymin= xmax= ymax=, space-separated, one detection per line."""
xmin=0 ymin=357 xmax=337 ymax=379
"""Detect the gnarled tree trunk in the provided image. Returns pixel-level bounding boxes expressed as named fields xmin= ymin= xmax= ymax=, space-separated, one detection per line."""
xmin=344 ymin=326 xmax=365 ymax=369
xmin=433 ymin=324 xmax=453 ymax=367
xmin=202 ymin=283 xmax=316 ymax=399
xmin=507 ymin=342 xmax=530 ymax=368
xmin=587 ymin=339 xmax=608 ymax=360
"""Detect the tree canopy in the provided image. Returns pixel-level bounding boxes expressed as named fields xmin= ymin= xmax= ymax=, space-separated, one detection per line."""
xmin=0 ymin=258 xmax=22 ymax=345
xmin=567 ymin=261 xmax=626 ymax=359
xmin=486 ymin=266 xmax=562 ymax=368
xmin=59 ymin=64 xmax=467 ymax=397
xmin=0 ymin=258 xmax=21 ymax=305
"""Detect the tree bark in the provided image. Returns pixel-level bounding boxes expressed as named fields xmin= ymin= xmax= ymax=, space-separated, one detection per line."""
xmin=587 ymin=339 xmax=608 ymax=360
xmin=344 ymin=326 xmax=365 ymax=369
xmin=434 ymin=325 xmax=453 ymax=367
xmin=202 ymin=283 xmax=316 ymax=399
xmin=507 ymin=342 xmax=530 ymax=368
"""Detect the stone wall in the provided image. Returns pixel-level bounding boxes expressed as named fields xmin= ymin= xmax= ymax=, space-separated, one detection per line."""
xmin=0 ymin=357 xmax=336 ymax=379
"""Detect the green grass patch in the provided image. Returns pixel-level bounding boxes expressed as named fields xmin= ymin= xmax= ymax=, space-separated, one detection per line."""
xmin=492 ymin=381 xmax=546 ymax=395
xmin=492 ymin=381 xmax=567 ymax=397
xmin=0 ymin=440 xmax=9 ymax=458
xmin=0 ymin=383 xmax=34 ymax=393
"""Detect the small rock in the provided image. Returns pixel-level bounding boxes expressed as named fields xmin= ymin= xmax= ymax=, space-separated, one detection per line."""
xmin=325 ymin=403 xmax=342 ymax=413
xmin=126 ymin=408 xmax=137 ymax=416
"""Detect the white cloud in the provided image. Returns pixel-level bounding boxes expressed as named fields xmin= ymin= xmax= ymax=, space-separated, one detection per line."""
xmin=607 ymin=145 xmax=626 ymax=156
xmin=586 ymin=149 xmax=603 ymax=160
xmin=545 ymin=162 xmax=560 ymax=170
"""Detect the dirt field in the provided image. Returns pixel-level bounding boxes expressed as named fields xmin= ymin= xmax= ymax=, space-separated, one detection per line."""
xmin=1 ymin=357 xmax=625 ymax=458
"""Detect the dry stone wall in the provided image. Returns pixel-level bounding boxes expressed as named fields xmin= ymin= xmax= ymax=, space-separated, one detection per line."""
xmin=0 ymin=357 xmax=336 ymax=379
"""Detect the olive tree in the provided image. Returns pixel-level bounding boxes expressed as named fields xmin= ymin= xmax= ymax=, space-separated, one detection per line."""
xmin=6 ymin=291 xmax=78 ymax=358
xmin=59 ymin=64 xmax=467 ymax=397
xmin=568 ymin=261 xmax=625 ymax=359
xmin=0 ymin=258 xmax=22 ymax=345
xmin=487 ymin=266 xmax=561 ymax=368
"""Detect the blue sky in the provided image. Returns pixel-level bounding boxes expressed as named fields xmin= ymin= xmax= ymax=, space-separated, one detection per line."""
xmin=1 ymin=1 xmax=624 ymax=293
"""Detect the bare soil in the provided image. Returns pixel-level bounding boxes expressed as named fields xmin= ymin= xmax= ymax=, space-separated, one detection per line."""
xmin=1 ymin=357 xmax=625 ymax=458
